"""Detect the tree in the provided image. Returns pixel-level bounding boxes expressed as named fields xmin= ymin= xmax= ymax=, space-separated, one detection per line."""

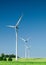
xmin=1 ymin=53 xmax=5 ymax=58
xmin=5 ymin=54 xmax=9 ymax=58
xmin=10 ymin=54 xmax=16 ymax=58
xmin=8 ymin=57 xmax=12 ymax=61
xmin=3 ymin=57 xmax=7 ymax=61
xmin=0 ymin=57 xmax=3 ymax=61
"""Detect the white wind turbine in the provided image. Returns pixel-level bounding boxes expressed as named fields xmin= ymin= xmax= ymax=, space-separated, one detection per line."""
xmin=7 ymin=15 xmax=23 ymax=61
xmin=26 ymin=45 xmax=31 ymax=58
xmin=20 ymin=37 xmax=31 ymax=58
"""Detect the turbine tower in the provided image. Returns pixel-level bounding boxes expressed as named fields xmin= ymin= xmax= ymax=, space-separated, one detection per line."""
xmin=20 ymin=37 xmax=31 ymax=58
xmin=7 ymin=15 xmax=23 ymax=61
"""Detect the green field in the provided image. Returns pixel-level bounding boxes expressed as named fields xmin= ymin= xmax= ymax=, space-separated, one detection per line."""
xmin=0 ymin=61 xmax=46 ymax=65
xmin=0 ymin=58 xmax=46 ymax=65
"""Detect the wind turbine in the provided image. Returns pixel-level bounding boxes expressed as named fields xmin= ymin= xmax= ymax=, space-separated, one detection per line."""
xmin=20 ymin=37 xmax=31 ymax=58
xmin=7 ymin=15 xmax=23 ymax=61
xmin=24 ymin=44 xmax=27 ymax=58
xmin=24 ymin=44 xmax=31 ymax=58
xmin=26 ymin=45 xmax=31 ymax=58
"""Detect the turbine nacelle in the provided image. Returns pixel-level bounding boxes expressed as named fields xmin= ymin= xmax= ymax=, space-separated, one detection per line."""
xmin=25 ymin=40 xmax=28 ymax=43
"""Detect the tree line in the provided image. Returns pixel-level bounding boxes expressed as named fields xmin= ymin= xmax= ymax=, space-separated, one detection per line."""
xmin=0 ymin=53 xmax=19 ymax=61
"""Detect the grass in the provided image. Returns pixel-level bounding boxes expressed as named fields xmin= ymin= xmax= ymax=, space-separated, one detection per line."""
xmin=0 ymin=61 xmax=46 ymax=65
xmin=18 ymin=58 xmax=46 ymax=62
xmin=0 ymin=58 xmax=46 ymax=65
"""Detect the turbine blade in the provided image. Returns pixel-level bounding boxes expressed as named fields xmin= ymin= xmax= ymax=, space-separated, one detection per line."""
xmin=20 ymin=37 xmax=25 ymax=42
xmin=16 ymin=15 xmax=23 ymax=26
xmin=28 ymin=46 xmax=31 ymax=49
xmin=6 ymin=25 xmax=15 ymax=28
xmin=24 ymin=45 xmax=29 ymax=48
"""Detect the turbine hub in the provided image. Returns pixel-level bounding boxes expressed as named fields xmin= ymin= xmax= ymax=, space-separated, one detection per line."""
xmin=16 ymin=26 xmax=18 ymax=29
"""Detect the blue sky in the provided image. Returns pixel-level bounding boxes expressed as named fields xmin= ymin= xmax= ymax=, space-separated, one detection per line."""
xmin=0 ymin=0 xmax=46 ymax=58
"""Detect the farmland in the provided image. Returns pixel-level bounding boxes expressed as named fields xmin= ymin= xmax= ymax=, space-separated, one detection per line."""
xmin=0 ymin=58 xmax=46 ymax=65
xmin=0 ymin=61 xmax=46 ymax=65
